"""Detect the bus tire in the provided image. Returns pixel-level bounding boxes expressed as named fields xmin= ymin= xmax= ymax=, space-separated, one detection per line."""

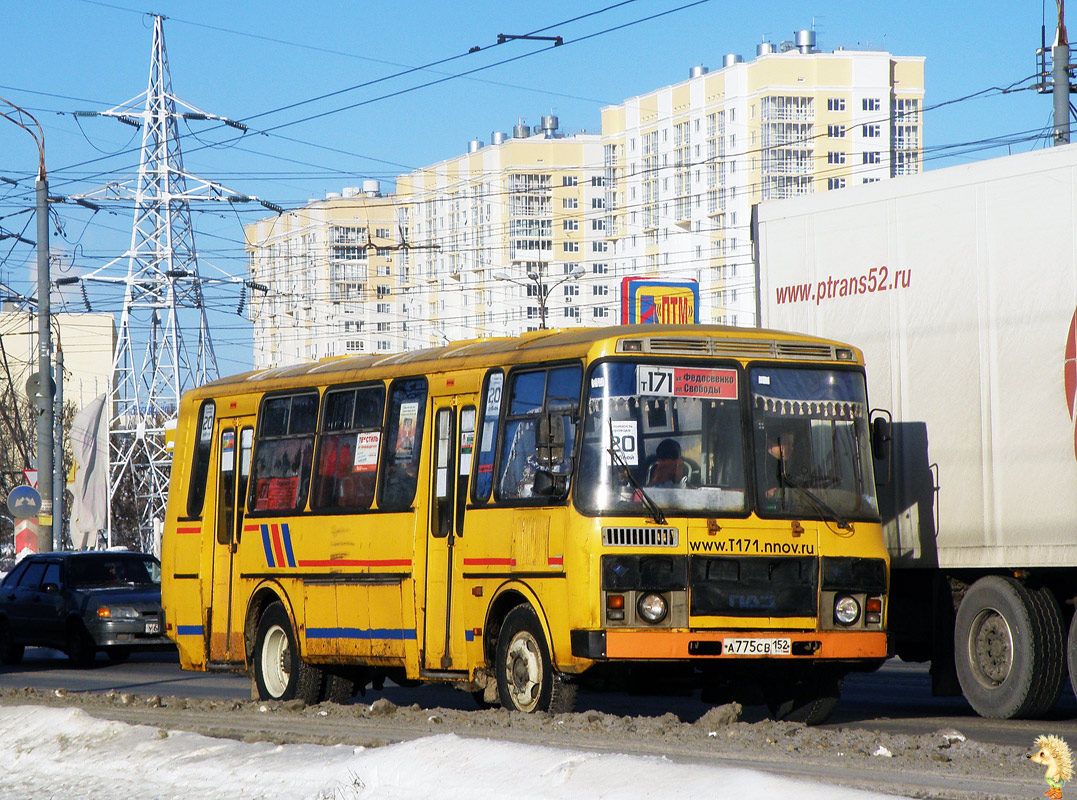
xmin=495 ymin=605 xmax=577 ymax=714
xmin=764 ymin=669 xmax=843 ymax=726
xmin=1025 ymin=586 xmax=1065 ymax=716
xmin=254 ymin=602 xmax=321 ymax=703
xmin=954 ymin=576 xmax=1043 ymax=718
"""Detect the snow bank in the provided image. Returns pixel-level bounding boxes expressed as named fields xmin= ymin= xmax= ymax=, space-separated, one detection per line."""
xmin=0 ymin=706 xmax=907 ymax=799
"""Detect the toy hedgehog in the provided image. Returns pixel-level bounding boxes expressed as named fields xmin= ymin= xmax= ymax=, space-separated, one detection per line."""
xmin=1029 ymin=735 xmax=1074 ymax=800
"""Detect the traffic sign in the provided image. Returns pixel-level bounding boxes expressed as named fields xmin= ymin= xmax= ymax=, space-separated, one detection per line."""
xmin=23 ymin=469 xmax=38 ymax=489
xmin=7 ymin=485 xmax=42 ymax=519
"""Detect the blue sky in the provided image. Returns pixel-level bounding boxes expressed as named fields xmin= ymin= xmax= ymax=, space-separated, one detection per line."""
xmin=0 ymin=0 xmax=1060 ymax=373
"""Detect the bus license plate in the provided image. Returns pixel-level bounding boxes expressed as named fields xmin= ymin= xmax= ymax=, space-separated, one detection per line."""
xmin=722 ymin=637 xmax=791 ymax=656
xmin=145 ymin=621 xmax=160 ymax=635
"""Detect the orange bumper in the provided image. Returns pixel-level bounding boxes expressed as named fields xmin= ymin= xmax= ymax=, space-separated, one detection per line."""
xmin=603 ymin=630 xmax=886 ymax=660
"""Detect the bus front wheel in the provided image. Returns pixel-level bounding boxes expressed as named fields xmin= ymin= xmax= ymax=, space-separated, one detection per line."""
xmin=495 ymin=605 xmax=576 ymax=714
xmin=254 ymin=602 xmax=322 ymax=703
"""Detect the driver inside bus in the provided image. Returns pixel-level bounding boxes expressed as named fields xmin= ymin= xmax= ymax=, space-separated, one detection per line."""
xmin=646 ymin=438 xmax=690 ymax=487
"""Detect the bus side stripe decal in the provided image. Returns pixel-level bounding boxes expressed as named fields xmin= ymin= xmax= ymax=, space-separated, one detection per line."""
xmin=297 ymin=559 xmax=412 ymax=568
xmin=281 ymin=523 xmax=297 ymax=568
xmin=271 ymin=524 xmax=287 ymax=569
xmin=176 ymin=625 xmax=204 ymax=636
xmin=306 ymin=627 xmax=417 ymax=641
xmin=260 ymin=525 xmax=275 ymax=568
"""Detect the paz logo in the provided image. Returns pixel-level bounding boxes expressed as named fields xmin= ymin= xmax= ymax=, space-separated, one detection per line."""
xmin=1028 ymin=735 xmax=1073 ymax=800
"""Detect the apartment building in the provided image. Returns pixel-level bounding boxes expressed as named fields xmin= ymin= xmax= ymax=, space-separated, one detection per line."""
xmin=602 ymin=31 xmax=923 ymax=326
xmin=246 ymin=30 xmax=923 ymax=364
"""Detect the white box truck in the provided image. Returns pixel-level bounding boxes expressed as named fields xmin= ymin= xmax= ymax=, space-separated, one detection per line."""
xmin=756 ymin=144 xmax=1077 ymax=718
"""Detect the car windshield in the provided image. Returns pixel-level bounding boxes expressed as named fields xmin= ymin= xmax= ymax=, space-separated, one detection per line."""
xmin=576 ymin=360 xmax=748 ymax=515
xmin=750 ymin=366 xmax=880 ymax=522
xmin=67 ymin=556 xmax=161 ymax=588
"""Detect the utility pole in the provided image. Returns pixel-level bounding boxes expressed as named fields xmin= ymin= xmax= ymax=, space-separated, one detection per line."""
xmin=1039 ymin=1 xmax=1074 ymax=145
xmin=0 ymin=98 xmax=53 ymax=553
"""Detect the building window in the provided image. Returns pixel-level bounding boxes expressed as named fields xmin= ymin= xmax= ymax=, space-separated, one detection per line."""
xmin=563 ymin=241 xmax=579 ymax=252
xmin=591 ymin=241 xmax=608 ymax=253
xmin=563 ymin=285 xmax=579 ymax=297
xmin=375 ymin=247 xmax=392 ymax=259
xmin=563 ymin=219 xmax=579 ymax=231
xmin=591 ymin=175 xmax=605 ymax=187
xmin=591 ymin=198 xmax=605 ymax=209
xmin=377 ymin=285 xmax=391 ymax=298
xmin=592 ymin=307 xmax=609 ymax=319
xmin=592 ymin=218 xmax=605 ymax=231
xmin=863 ymin=177 xmax=881 ymax=184
xmin=377 ymin=303 xmax=390 ymax=314
xmin=827 ymin=177 xmax=846 ymax=190
xmin=562 ymin=197 xmax=578 ymax=209
xmin=827 ymin=97 xmax=846 ymax=112
xmin=562 ymin=175 xmax=578 ymax=187
xmin=862 ymin=124 xmax=881 ymax=138
xmin=592 ymin=285 xmax=609 ymax=296
xmin=827 ymin=151 xmax=845 ymax=164
xmin=592 ymin=263 xmax=609 ymax=274
xmin=862 ymin=98 xmax=881 ymax=112
xmin=375 ymin=227 xmax=391 ymax=239
xmin=863 ymin=152 xmax=882 ymax=164
xmin=827 ymin=124 xmax=846 ymax=139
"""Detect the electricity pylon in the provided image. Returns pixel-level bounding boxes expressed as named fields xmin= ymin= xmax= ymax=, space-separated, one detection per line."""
xmin=75 ymin=14 xmax=277 ymax=548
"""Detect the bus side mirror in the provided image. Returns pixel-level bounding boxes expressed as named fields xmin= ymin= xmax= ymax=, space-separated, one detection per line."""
xmin=870 ymin=410 xmax=892 ymax=486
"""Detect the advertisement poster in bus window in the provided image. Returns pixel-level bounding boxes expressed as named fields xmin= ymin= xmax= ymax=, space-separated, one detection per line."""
xmin=353 ymin=432 xmax=381 ymax=473
xmin=397 ymin=402 xmax=419 ymax=458
xmin=221 ymin=430 xmax=235 ymax=472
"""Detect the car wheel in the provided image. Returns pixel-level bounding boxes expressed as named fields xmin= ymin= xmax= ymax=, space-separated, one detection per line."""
xmin=495 ymin=605 xmax=576 ymax=713
xmin=67 ymin=621 xmax=97 ymax=668
xmin=105 ymin=646 xmax=132 ymax=664
xmin=0 ymin=620 xmax=23 ymax=665
xmin=253 ymin=602 xmax=321 ymax=703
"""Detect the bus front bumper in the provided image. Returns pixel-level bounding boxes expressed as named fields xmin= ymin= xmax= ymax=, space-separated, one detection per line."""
xmin=570 ymin=629 xmax=887 ymax=661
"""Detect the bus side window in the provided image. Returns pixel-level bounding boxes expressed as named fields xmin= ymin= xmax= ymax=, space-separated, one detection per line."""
xmin=472 ymin=369 xmax=503 ymax=503
xmin=186 ymin=400 xmax=215 ymax=518
xmin=378 ymin=377 xmax=427 ymax=511
xmin=248 ymin=391 xmax=318 ymax=513
xmin=312 ymin=384 xmax=385 ymax=511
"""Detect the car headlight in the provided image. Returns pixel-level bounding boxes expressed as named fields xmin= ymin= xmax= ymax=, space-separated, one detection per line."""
xmin=637 ymin=593 xmax=668 ymax=624
xmin=833 ymin=595 xmax=860 ymax=626
xmin=98 ymin=606 xmax=140 ymax=619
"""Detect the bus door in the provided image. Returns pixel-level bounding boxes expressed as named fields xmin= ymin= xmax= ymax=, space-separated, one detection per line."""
xmin=208 ymin=418 xmax=254 ymax=664
xmin=422 ymin=398 xmax=476 ymax=672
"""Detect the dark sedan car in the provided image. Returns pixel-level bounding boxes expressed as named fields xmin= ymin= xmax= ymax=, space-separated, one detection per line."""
xmin=0 ymin=551 xmax=173 ymax=667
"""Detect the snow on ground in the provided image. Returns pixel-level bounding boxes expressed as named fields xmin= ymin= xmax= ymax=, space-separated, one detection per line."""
xmin=0 ymin=705 xmax=907 ymax=800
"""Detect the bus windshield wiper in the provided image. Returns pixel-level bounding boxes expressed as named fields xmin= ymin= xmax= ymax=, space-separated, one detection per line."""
xmin=779 ymin=461 xmax=851 ymax=531
xmin=607 ymin=420 xmax=667 ymax=525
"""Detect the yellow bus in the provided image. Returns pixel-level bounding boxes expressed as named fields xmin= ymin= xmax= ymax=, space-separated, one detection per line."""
xmin=162 ymin=324 xmax=890 ymax=723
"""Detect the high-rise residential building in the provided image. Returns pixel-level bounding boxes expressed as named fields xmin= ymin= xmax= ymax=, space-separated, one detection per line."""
xmin=602 ymin=32 xmax=923 ymax=326
xmin=246 ymin=30 xmax=923 ymax=365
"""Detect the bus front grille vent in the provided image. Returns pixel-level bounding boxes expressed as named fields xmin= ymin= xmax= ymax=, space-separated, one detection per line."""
xmin=775 ymin=342 xmax=835 ymax=361
xmin=602 ymin=527 xmax=679 ymax=547
xmin=710 ymin=340 xmax=774 ymax=357
xmin=646 ymin=338 xmax=709 ymax=354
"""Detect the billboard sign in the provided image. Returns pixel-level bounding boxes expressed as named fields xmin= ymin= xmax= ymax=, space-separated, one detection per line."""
xmin=620 ymin=278 xmax=699 ymax=324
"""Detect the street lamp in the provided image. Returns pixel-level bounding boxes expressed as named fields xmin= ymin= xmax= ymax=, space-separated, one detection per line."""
xmin=0 ymin=97 xmax=55 ymax=553
xmin=494 ymin=263 xmax=585 ymax=330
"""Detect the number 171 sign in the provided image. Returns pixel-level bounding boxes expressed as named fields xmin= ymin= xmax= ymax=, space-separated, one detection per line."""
xmin=636 ymin=366 xmax=738 ymax=399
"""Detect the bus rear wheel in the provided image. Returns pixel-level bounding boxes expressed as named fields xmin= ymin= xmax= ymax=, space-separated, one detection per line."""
xmin=495 ymin=605 xmax=576 ymax=714
xmin=254 ymin=602 xmax=321 ymax=703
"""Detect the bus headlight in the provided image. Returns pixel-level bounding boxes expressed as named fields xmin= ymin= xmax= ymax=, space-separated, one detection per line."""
xmin=637 ymin=593 xmax=668 ymax=624
xmin=833 ymin=595 xmax=860 ymax=626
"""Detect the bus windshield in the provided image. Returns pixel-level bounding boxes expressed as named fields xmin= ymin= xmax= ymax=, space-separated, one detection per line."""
xmin=750 ymin=366 xmax=879 ymax=522
xmin=577 ymin=361 xmax=748 ymax=515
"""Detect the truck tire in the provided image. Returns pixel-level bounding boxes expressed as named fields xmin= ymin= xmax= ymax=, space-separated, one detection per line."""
xmin=253 ymin=602 xmax=322 ymax=703
xmin=954 ymin=576 xmax=1050 ymax=718
xmin=1025 ymin=586 xmax=1065 ymax=716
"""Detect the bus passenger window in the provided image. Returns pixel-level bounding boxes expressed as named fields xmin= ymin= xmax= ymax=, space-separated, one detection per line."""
xmin=249 ymin=391 xmax=318 ymax=513
xmin=312 ymin=385 xmax=385 ymax=511
xmin=472 ymin=370 xmax=503 ymax=503
xmin=186 ymin=400 xmax=215 ymax=518
xmin=378 ymin=378 xmax=427 ymax=511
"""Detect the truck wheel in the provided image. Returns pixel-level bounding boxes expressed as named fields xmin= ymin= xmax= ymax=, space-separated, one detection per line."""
xmin=253 ymin=602 xmax=321 ymax=703
xmin=495 ymin=605 xmax=577 ymax=713
xmin=1025 ymin=586 xmax=1065 ymax=716
xmin=764 ymin=669 xmax=843 ymax=726
xmin=954 ymin=576 xmax=1048 ymax=718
